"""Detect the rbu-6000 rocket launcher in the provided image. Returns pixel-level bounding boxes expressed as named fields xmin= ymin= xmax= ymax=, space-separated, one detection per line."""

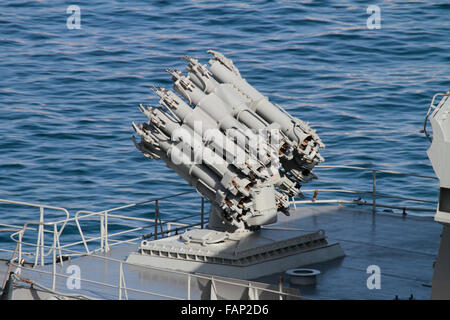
xmin=132 ymin=50 xmax=324 ymax=232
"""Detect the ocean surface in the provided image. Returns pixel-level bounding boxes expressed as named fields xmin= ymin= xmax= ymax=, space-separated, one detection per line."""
xmin=0 ymin=1 xmax=449 ymax=248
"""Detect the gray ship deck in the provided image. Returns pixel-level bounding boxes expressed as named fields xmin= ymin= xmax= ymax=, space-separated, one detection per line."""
xmin=4 ymin=204 xmax=440 ymax=300
xmin=258 ymin=205 xmax=440 ymax=300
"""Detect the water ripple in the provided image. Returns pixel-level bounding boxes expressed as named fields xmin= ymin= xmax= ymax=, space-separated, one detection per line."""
xmin=0 ymin=0 xmax=448 ymax=238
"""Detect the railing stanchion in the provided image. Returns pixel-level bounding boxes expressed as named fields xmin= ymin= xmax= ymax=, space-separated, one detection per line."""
xmin=187 ymin=273 xmax=191 ymax=300
xmin=201 ymin=197 xmax=205 ymax=229
xmin=119 ymin=262 xmax=122 ymax=300
xmin=18 ymin=230 xmax=23 ymax=266
xmin=56 ymin=229 xmax=63 ymax=266
xmin=52 ymin=224 xmax=57 ymax=291
xmin=154 ymin=200 xmax=159 ymax=240
xmin=34 ymin=207 xmax=45 ymax=266
xmin=40 ymin=207 xmax=44 ymax=266
xmin=100 ymin=214 xmax=105 ymax=252
xmin=104 ymin=211 xmax=109 ymax=252
xmin=210 ymin=276 xmax=217 ymax=300
xmin=372 ymin=170 xmax=377 ymax=214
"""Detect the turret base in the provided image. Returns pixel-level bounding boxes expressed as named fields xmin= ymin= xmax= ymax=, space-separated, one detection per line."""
xmin=126 ymin=228 xmax=345 ymax=279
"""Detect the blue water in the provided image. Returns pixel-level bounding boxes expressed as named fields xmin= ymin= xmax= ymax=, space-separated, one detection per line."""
xmin=0 ymin=1 xmax=449 ymax=245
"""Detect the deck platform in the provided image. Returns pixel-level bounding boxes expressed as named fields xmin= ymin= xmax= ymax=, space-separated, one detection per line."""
xmin=3 ymin=204 xmax=441 ymax=300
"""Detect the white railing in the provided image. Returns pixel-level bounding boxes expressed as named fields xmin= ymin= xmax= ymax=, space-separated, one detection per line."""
xmin=2 ymin=192 xmax=301 ymax=300
xmin=291 ymin=165 xmax=438 ymax=216
xmin=2 ymin=191 xmax=207 ymax=262
xmin=0 ymin=199 xmax=70 ymax=269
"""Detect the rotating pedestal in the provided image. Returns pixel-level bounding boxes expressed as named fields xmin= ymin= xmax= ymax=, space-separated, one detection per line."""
xmin=126 ymin=228 xmax=344 ymax=279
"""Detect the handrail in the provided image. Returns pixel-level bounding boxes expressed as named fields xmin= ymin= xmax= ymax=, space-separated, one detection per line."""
xmin=0 ymin=198 xmax=70 ymax=238
xmin=294 ymin=164 xmax=438 ymax=215
xmin=301 ymin=188 xmax=437 ymax=204
xmin=73 ymin=208 xmax=206 ymax=254
xmin=0 ymin=198 xmax=70 ymax=266
xmin=0 ymin=198 xmax=71 ymax=215
xmin=97 ymin=190 xmax=195 ymax=215
xmin=1 ymin=191 xmax=201 ymax=262
xmin=316 ymin=165 xmax=438 ymax=180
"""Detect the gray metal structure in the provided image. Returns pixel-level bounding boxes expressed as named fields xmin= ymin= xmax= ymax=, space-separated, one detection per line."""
xmin=425 ymin=91 xmax=450 ymax=299
xmin=132 ymin=50 xmax=323 ymax=232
